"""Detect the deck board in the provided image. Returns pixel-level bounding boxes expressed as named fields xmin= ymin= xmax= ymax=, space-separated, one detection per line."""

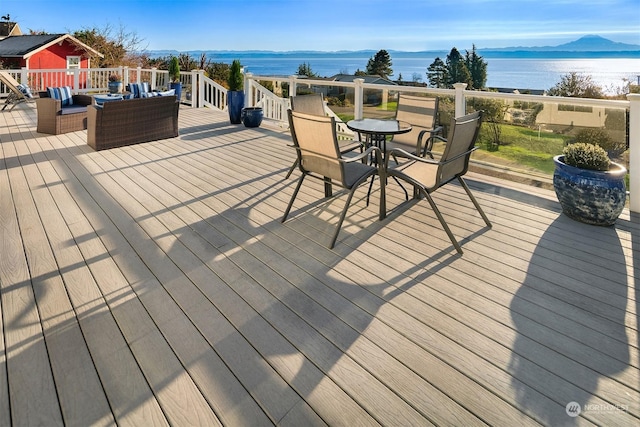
xmin=0 ymin=105 xmax=638 ymax=426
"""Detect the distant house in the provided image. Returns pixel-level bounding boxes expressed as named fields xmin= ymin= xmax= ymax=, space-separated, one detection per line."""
xmin=0 ymin=26 xmax=103 ymax=88
xmin=323 ymin=74 xmax=397 ymax=104
xmin=0 ymin=20 xmax=22 ymax=38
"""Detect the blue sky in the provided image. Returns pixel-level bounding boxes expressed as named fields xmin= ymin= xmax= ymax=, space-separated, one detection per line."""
xmin=3 ymin=0 xmax=640 ymax=52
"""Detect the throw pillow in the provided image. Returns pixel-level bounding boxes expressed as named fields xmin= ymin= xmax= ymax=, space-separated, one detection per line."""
xmin=128 ymin=82 xmax=151 ymax=98
xmin=157 ymin=89 xmax=175 ymax=96
xmin=17 ymin=84 xmax=34 ymax=98
xmin=46 ymin=86 xmax=73 ymax=106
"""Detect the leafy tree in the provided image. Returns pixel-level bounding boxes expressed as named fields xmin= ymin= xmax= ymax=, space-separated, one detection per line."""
xmin=548 ymin=72 xmax=604 ymax=98
xmin=207 ymin=62 xmax=231 ymax=86
xmin=465 ymin=44 xmax=487 ymax=89
xmin=426 ymin=57 xmax=448 ymax=88
xmin=446 ymin=47 xmax=472 ymax=87
xmin=469 ymin=97 xmax=508 ymax=149
xmin=73 ymin=23 xmax=147 ymax=68
xmin=354 ymin=68 xmax=367 ymax=76
xmin=296 ymin=62 xmax=318 ymax=77
xmin=366 ymin=49 xmax=393 ymax=79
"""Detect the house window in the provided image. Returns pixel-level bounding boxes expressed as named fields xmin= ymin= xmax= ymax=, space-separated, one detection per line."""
xmin=67 ymin=56 xmax=80 ymax=75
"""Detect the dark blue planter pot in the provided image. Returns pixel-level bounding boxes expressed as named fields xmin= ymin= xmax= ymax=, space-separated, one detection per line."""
xmin=108 ymin=81 xmax=123 ymax=93
xmin=169 ymin=82 xmax=182 ymax=101
xmin=242 ymin=107 xmax=263 ymax=127
xmin=227 ymin=91 xmax=245 ymax=124
xmin=553 ymin=155 xmax=627 ymax=226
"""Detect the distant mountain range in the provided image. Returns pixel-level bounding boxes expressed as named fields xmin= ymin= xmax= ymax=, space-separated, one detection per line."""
xmin=482 ymin=35 xmax=640 ymax=52
xmin=146 ymin=35 xmax=640 ymax=58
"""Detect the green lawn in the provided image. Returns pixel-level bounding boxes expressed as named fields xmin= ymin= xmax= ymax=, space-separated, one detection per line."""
xmin=335 ymin=110 xmax=572 ymax=176
xmin=477 ymin=124 xmax=571 ymax=175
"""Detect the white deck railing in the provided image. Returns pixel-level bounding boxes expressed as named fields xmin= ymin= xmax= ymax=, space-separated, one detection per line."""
xmin=243 ymin=74 xmax=640 ymax=212
xmin=2 ymin=67 xmax=638 ymax=212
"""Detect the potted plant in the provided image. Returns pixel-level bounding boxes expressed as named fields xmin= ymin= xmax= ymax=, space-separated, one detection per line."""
xmin=227 ymin=59 xmax=245 ymax=124
xmin=168 ymin=56 xmax=182 ymax=101
xmin=242 ymin=106 xmax=263 ymax=128
xmin=553 ymin=142 xmax=627 ymax=225
xmin=108 ymin=73 xmax=122 ymax=94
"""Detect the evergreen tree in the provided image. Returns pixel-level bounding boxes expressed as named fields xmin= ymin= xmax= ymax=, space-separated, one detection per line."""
xmin=296 ymin=62 xmax=318 ymax=77
xmin=446 ymin=47 xmax=472 ymax=88
xmin=426 ymin=57 xmax=448 ymax=88
xmin=465 ymin=44 xmax=487 ymax=89
xmin=366 ymin=49 xmax=393 ymax=79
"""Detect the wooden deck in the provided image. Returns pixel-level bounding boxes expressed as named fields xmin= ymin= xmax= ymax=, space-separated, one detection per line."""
xmin=0 ymin=105 xmax=638 ymax=426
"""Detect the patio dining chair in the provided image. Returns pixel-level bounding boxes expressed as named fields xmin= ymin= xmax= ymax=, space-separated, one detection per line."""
xmin=386 ymin=94 xmax=443 ymax=158
xmin=385 ymin=110 xmax=491 ymax=254
xmin=283 ymin=109 xmax=384 ymax=249
xmin=286 ymin=93 xmax=364 ymax=178
xmin=0 ymin=71 xmax=36 ymax=111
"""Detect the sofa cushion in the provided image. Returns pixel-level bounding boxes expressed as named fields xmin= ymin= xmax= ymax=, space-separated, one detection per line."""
xmin=60 ymin=105 xmax=88 ymax=115
xmin=143 ymin=89 xmax=175 ymax=98
xmin=128 ymin=82 xmax=150 ymax=98
xmin=47 ymin=86 xmax=73 ymax=106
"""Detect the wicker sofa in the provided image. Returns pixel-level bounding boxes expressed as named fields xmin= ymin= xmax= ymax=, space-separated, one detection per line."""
xmin=87 ymin=95 xmax=179 ymax=151
xmin=36 ymin=92 xmax=93 ymax=135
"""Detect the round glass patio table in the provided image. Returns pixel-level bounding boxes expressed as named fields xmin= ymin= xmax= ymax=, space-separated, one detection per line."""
xmin=346 ymin=118 xmax=412 ymax=153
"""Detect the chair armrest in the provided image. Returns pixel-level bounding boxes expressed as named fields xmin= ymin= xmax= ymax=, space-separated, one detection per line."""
xmin=36 ymin=97 xmax=62 ymax=115
xmin=385 ymin=147 xmax=439 ymax=170
xmin=342 ymin=146 xmax=381 ymax=165
xmin=417 ymin=126 xmax=445 ymax=157
xmin=386 ymin=146 xmax=478 ymax=170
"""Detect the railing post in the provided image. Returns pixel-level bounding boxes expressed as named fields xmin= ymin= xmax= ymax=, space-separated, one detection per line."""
xmin=196 ymin=69 xmax=205 ymax=109
xmin=20 ymin=67 xmax=28 ymax=86
xmin=73 ymin=68 xmax=80 ymax=92
xmin=289 ymin=75 xmax=298 ymax=100
xmin=245 ymin=72 xmax=253 ymax=107
xmin=454 ymin=83 xmax=467 ymax=118
xmin=354 ymin=78 xmax=364 ymax=120
xmin=627 ymin=94 xmax=640 ymax=213
xmin=122 ymin=66 xmax=129 ymax=87
xmin=150 ymin=67 xmax=157 ymax=90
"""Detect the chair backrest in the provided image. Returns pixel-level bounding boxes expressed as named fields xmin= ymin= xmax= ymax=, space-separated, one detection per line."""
xmin=391 ymin=94 xmax=439 ymax=149
xmin=437 ymin=111 xmax=483 ymax=186
xmin=287 ymin=109 xmax=344 ymax=183
xmin=290 ymin=94 xmax=326 ymax=116
xmin=0 ymin=71 xmax=26 ymax=95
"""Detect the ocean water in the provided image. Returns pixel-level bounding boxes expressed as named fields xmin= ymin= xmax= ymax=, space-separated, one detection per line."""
xmin=203 ymin=51 xmax=640 ymax=93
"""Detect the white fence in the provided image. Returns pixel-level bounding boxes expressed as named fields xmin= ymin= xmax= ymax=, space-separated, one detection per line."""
xmin=2 ymin=67 xmax=639 ymax=211
xmin=243 ymin=74 xmax=640 ymax=212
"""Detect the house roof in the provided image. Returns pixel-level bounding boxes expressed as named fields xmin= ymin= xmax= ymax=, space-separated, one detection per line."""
xmin=0 ymin=34 xmax=103 ymax=58
xmin=329 ymin=74 xmax=397 ymax=85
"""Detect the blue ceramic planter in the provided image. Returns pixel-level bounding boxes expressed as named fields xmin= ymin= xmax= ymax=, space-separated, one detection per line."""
xmin=169 ymin=82 xmax=182 ymax=101
xmin=553 ymin=155 xmax=627 ymax=226
xmin=108 ymin=81 xmax=122 ymax=94
xmin=227 ymin=91 xmax=245 ymax=124
xmin=242 ymin=107 xmax=263 ymax=127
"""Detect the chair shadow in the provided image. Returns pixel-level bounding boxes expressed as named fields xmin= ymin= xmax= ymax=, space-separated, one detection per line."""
xmin=508 ymin=215 xmax=632 ymax=425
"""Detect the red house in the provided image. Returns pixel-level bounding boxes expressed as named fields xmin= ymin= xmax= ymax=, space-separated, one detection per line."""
xmin=0 ymin=22 xmax=102 ymax=88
